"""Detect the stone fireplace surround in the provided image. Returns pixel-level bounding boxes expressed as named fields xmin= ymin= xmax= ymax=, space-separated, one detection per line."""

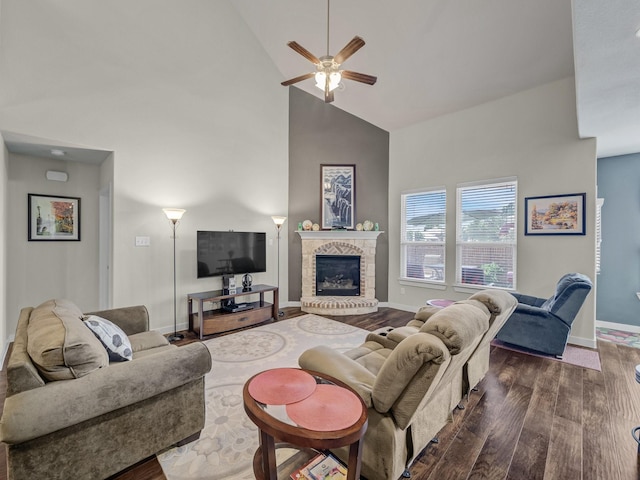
xmin=298 ymin=230 xmax=383 ymax=315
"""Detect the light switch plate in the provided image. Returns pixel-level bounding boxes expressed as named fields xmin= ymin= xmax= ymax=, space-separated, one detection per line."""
xmin=135 ymin=236 xmax=151 ymax=247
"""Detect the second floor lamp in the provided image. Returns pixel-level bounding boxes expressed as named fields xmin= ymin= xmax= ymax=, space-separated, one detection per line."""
xmin=271 ymin=215 xmax=286 ymax=317
xmin=163 ymin=208 xmax=186 ymax=342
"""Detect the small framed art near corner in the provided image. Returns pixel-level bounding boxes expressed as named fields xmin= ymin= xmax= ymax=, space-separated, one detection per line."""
xmin=524 ymin=192 xmax=585 ymax=235
xmin=28 ymin=193 xmax=81 ymax=241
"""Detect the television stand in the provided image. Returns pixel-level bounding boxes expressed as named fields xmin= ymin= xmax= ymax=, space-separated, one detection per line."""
xmin=187 ymin=284 xmax=278 ymax=338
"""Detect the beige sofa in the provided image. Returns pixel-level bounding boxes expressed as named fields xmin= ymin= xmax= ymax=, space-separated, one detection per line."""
xmin=0 ymin=299 xmax=212 ymax=480
xmin=299 ymin=289 xmax=517 ymax=480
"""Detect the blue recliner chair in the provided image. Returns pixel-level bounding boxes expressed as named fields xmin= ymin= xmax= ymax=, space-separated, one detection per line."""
xmin=496 ymin=273 xmax=593 ymax=357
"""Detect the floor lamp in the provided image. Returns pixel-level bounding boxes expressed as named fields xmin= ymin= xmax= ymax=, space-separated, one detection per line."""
xmin=163 ymin=208 xmax=186 ymax=342
xmin=271 ymin=216 xmax=286 ymax=317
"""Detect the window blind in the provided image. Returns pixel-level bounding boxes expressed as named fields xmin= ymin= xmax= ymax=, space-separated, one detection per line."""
xmin=401 ymin=188 xmax=446 ymax=282
xmin=456 ymin=180 xmax=517 ymax=289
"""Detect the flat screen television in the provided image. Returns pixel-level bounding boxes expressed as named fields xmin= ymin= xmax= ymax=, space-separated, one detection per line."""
xmin=197 ymin=230 xmax=267 ymax=278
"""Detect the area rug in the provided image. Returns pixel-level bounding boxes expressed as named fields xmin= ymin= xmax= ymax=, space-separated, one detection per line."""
xmin=491 ymin=339 xmax=602 ymax=371
xmin=157 ymin=314 xmax=368 ymax=480
xmin=596 ymin=327 xmax=640 ymax=349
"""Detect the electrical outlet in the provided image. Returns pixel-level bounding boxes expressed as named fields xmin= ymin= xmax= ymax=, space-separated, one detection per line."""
xmin=400 ymin=287 xmax=406 ymax=295
xmin=135 ymin=236 xmax=151 ymax=247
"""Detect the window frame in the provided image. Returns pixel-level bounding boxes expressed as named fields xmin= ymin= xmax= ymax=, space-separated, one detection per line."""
xmin=400 ymin=187 xmax=447 ymax=285
xmin=455 ymin=177 xmax=517 ymax=291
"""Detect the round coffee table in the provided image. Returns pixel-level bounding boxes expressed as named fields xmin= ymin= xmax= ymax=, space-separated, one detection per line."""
xmin=243 ymin=368 xmax=368 ymax=480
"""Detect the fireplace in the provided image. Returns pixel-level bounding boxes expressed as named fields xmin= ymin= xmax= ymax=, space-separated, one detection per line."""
xmin=316 ymin=255 xmax=360 ymax=296
xmin=298 ymin=230 xmax=382 ymax=315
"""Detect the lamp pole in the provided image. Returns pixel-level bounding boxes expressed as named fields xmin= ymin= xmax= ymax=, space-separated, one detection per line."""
xmin=271 ymin=216 xmax=287 ymax=317
xmin=163 ymin=208 xmax=186 ymax=342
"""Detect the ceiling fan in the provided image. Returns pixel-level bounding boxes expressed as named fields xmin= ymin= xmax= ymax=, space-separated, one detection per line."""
xmin=281 ymin=0 xmax=377 ymax=103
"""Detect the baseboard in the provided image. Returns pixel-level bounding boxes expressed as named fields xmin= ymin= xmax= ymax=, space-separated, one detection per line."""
xmin=567 ymin=334 xmax=597 ymax=350
xmin=595 ymin=319 xmax=640 ymax=334
xmin=387 ymin=302 xmax=420 ymax=313
xmin=155 ymin=322 xmax=190 ymax=336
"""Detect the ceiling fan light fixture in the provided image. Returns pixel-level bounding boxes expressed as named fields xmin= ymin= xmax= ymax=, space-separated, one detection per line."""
xmin=315 ymin=71 xmax=326 ymax=89
xmin=329 ymin=71 xmax=341 ymax=90
xmin=314 ymin=70 xmax=341 ymax=92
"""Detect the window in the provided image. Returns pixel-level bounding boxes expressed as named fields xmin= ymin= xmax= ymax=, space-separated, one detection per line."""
xmin=456 ymin=179 xmax=517 ymax=289
xmin=596 ymin=198 xmax=604 ymax=274
xmin=401 ymin=188 xmax=446 ymax=282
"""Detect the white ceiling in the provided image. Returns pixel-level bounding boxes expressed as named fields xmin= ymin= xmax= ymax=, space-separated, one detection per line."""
xmin=2 ymin=131 xmax=112 ymax=164
xmin=573 ymin=0 xmax=640 ymax=158
xmin=230 ymin=0 xmax=640 ymax=158
xmin=4 ymin=1 xmax=638 ymax=160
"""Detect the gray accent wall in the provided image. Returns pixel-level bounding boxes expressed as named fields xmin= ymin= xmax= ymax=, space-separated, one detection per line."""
xmin=597 ymin=152 xmax=640 ymax=326
xmin=288 ymin=88 xmax=390 ymax=302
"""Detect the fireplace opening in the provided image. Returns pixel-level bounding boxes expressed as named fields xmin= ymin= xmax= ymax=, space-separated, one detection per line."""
xmin=316 ymin=255 xmax=361 ymax=296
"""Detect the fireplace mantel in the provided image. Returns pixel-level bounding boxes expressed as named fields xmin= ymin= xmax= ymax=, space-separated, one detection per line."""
xmin=297 ymin=230 xmax=383 ymax=240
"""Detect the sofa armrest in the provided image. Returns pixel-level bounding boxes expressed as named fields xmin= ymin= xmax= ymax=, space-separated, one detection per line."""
xmin=0 ymin=342 xmax=211 ymax=444
xmin=386 ymin=326 xmax=420 ymax=345
xmin=510 ymin=293 xmax=547 ymax=308
xmin=84 ymin=305 xmax=149 ymax=336
xmin=510 ymin=302 xmax=553 ymax=319
xmin=298 ymin=345 xmax=375 ymax=408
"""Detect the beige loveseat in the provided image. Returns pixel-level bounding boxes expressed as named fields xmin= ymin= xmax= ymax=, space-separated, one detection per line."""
xmin=0 ymin=299 xmax=212 ymax=480
xmin=299 ymin=289 xmax=517 ymax=480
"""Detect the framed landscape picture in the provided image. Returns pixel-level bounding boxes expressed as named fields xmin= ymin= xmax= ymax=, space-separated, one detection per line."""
xmin=524 ymin=193 xmax=585 ymax=235
xmin=321 ymin=164 xmax=355 ymax=230
xmin=28 ymin=194 xmax=81 ymax=241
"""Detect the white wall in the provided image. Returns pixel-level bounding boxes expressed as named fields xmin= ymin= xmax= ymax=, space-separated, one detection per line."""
xmin=7 ymin=155 xmax=101 ymax=315
xmin=0 ymin=1 xmax=289 ymax=334
xmin=0 ymin=139 xmax=8 ymax=361
xmin=389 ymin=78 xmax=597 ymax=347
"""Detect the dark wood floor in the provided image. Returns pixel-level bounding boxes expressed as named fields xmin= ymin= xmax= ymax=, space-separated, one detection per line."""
xmin=5 ymin=307 xmax=640 ymax=479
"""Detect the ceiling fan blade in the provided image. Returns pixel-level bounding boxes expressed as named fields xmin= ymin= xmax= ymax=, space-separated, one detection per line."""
xmin=281 ymin=72 xmax=315 ymax=87
xmin=287 ymin=41 xmax=321 ymax=64
xmin=324 ymin=88 xmax=334 ymax=103
xmin=341 ymin=70 xmax=377 ymax=85
xmin=334 ymin=36 xmax=366 ymax=64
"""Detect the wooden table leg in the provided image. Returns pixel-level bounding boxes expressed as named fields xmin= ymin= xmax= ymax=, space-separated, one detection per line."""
xmin=347 ymin=438 xmax=364 ymax=480
xmin=273 ymin=288 xmax=279 ymax=318
xmin=198 ymin=299 xmax=204 ymax=340
xmin=259 ymin=429 xmax=277 ymax=480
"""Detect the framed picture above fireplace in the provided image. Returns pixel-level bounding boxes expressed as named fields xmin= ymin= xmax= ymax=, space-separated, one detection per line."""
xmin=321 ymin=164 xmax=355 ymax=230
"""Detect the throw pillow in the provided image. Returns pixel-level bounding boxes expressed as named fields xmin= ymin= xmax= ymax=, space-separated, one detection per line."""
xmin=27 ymin=299 xmax=109 ymax=381
xmin=84 ymin=315 xmax=133 ymax=361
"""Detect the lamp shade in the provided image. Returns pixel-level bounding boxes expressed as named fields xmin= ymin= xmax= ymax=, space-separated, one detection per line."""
xmin=163 ymin=208 xmax=186 ymax=221
xmin=271 ymin=216 xmax=287 ymax=227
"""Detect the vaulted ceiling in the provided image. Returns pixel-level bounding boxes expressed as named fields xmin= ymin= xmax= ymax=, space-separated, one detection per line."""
xmin=230 ymin=0 xmax=640 ymax=158
xmin=4 ymin=1 xmax=638 ymax=161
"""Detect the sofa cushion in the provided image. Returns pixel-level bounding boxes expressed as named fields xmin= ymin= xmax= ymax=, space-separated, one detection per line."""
xmin=27 ymin=299 xmax=109 ymax=381
xmin=84 ymin=316 xmax=133 ymax=362
xmin=129 ymin=330 xmax=170 ymax=353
